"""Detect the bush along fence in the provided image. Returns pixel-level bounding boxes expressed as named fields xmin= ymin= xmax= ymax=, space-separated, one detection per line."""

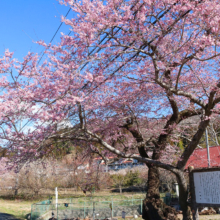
xmin=31 ymin=198 xmax=144 ymax=220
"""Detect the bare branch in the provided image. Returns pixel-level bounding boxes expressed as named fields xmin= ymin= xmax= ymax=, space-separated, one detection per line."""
xmin=77 ymin=102 xmax=84 ymax=129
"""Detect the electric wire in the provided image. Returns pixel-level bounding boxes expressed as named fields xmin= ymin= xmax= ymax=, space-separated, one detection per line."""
xmin=37 ymin=8 xmax=72 ymax=65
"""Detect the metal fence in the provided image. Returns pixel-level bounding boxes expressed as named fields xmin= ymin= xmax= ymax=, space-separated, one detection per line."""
xmin=162 ymin=195 xmax=180 ymax=210
xmin=31 ymin=198 xmax=144 ymax=220
xmin=31 ymin=200 xmax=52 ymax=220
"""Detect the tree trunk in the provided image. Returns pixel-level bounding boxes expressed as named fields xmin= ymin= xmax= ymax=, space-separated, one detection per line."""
xmin=14 ymin=188 xmax=18 ymax=196
xmin=119 ymin=185 xmax=122 ymax=194
xmin=142 ymin=165 xmax=178 ymax=220
xmin=176 ymin=172 xmax=192 ymax=220
xmin=14 ymin=176 xmax=18 ymax=196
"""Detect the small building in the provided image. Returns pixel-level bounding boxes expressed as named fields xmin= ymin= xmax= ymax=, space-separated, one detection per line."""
xmin=185 ymin=146 xmax=220 ymax=169
xmin=99 ymin=157 xmax=144 ymax=172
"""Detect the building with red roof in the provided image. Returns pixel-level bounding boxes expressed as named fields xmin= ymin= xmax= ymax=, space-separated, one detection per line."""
xmin=185 ymin=146 xmax=220 ymax=169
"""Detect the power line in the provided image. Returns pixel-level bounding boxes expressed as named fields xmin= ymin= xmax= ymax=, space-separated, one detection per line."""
xmin=81 ymin=4 xmax=182 ymax=96
xmin=37 ymin=8 xmax=72 ymax=65
xmin=58 ymin=2 xmax=181 ymax=98
xmin=40 ymin=2 xmax=189 ymax=98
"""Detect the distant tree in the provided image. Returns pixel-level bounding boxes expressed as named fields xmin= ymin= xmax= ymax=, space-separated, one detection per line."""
xmin=125 ymin=170 xmax=144 ymax=187
xmin=111 ymin=173 xmax=127 ymax=194
xmin=18 ymin=161 xmax=56 ymax=197
xmin=111 ymin=169 xmax=145 ymax=193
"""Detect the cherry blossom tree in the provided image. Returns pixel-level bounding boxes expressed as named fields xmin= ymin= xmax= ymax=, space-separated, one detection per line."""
xmin=1 ymin=0 xmax=220 ymax=219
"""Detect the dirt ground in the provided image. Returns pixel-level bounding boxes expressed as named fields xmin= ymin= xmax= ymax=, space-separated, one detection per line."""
xmin=177 ymin=214 xmax=220 ymax=220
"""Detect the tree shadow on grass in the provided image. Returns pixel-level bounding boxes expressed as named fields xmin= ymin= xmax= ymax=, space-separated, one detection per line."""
xmin=0 ymin=213 xmax=21 ymax=220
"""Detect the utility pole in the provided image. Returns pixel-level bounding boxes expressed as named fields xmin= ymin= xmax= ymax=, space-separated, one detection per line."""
xmin=205 ymin=128 xmax=211 ymax=168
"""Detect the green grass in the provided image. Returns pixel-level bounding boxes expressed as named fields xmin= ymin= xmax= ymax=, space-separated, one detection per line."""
xmin=0 ymin=199 xmax=32 ymax=219
xmin=0 ymin=191 xmax=145 ymax=220
xmin=0 ymin=195 xmax=219 ymax=220
xmin=0 ymin=191 xmax=170 ymax=220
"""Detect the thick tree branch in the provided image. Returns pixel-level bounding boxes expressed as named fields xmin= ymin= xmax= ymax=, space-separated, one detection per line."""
xmin=177 ymin=87 xmax=218 ymax=169
xmin=121 ymin=118 xmax=149 ymax=158
xmin=177 ymin=118 xmax=210 ymax=170
xmin=77 ymin=102 xmax=84 ymax=129
xmin=155 ymin=78 xmax=206 ymax=108
xmin=84 ymin=129 xmax=179 ymax=173
xmin=178 ymin=108 xmax=203 ymax=123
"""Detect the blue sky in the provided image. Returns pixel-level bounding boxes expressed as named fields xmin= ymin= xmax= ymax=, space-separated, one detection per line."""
xmin=0 ymin=1 xmax=74 ymax=135
xmin=0 ymin=0 xmax=72 ymax=61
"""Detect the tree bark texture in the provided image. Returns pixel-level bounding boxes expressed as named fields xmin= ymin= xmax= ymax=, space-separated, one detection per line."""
xmin=176 ymin=172 xmax=192 ymax=220
xmin=142 ymin=165 xmax=178 ymax=220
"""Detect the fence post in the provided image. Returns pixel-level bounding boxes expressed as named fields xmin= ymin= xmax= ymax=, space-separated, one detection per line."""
xmin=30 ymin=204 xmax=32 ymax=220
xmin=84 ymin=201 xmax=85 ymax=218
xmin=55 ymin=187 xmax=58 ymax=220
xmin=112 ymin=200 xmax=113 ymax=218
xmin=132 ymin=195 xmax=134 ymax=205
xmin=57 ymin=204 xmax=59 ymax=220
xmin=141 ymin=199 xmax=143 ymax=214
xmin=93 ymin=202 xmax=95 ymax=220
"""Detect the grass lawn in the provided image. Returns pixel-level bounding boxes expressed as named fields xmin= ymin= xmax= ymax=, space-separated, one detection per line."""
xmin=0 ymin=191 xmax=145 ymax=220
xmin=0 ymin=197 xmax=220 ymax=220
xmin=0 ymin=199 xmax=32 ymax=220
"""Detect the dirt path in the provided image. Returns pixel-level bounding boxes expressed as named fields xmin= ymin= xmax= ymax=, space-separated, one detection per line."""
xmin=178 ymin=214 xmax=220 ymax=220
xmin=0 ymin=213 xmax=21 ymax=220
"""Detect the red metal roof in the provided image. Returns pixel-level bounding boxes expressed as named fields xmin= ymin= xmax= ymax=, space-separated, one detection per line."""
xmin=122 ymin=160 xmax=133 ymax=164
xmin=185 ymin=146 xmax=220 ymax=169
